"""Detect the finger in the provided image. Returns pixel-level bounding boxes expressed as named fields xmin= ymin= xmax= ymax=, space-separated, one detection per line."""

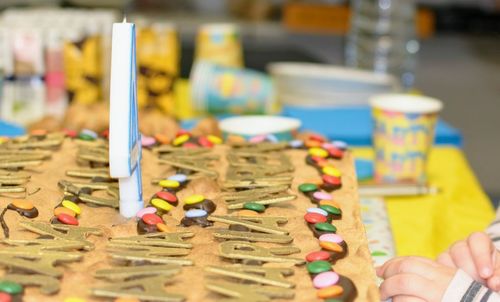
xmin=449 ymin=241 xmax=482 ymax=281
xmin=393 ymin=295 xmax=427 ymax=302
xmin=379 ymin=256 xmax=442 ymax=280
xmin=436 ymin=252 xmax=456 ymax=268
xmin=468 ymin=232 xmax=494 ymax=279
xmin=487 ymin=263 xmax=500 ymax=292
xmin=379 ymin=273 xmax=441 ymax=301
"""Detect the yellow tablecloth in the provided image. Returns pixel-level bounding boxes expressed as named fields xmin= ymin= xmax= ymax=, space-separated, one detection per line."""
xmin=354 ymin=147 xmax=495 ymax=259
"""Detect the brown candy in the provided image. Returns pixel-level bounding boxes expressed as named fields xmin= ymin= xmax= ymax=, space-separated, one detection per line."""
xmin=182 ymin=199 xmax=216 ymax=214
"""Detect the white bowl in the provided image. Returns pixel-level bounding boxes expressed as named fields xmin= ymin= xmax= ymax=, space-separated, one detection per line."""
xmin=219 ymin=115 xmax=301 ymax=140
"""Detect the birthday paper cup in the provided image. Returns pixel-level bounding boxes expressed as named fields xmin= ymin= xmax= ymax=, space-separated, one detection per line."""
xmin=191 ymin=61 xmax=275 ymax=115
xmin=370 ymin=94 xmax=443 ymax=183
xmin=195 ymin=23 xmax=243 ymax=68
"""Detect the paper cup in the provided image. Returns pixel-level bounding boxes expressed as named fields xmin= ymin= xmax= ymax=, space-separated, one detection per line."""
xmin=219 ymin=116 xmax=301 ymax=141
xmin=370 ymin=94 xmax=443 ymax=183
xmin=195 ymin=23 xmax=243 ymax=68
xmin=190 ymin=61 xmax=275 ymax=115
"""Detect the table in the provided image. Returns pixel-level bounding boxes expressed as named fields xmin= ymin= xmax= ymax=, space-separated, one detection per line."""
xmin=354 ymin=146 xmax=495 ymax=258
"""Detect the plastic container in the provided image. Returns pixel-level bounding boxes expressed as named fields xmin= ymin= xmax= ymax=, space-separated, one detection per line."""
xmin=346 ymin=0 xmax=419 ymax=88
xmin=190 ymin=61 xmax=275 ymax=115
xmin=268 ymin=62 xmax=399 ymax=107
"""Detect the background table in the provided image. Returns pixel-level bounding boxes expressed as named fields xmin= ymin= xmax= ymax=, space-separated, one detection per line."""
xmin=355 ymin=146 xmax=495 ymax=258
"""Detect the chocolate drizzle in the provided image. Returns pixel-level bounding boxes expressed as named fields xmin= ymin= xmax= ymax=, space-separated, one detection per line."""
xmin=7 ymin=204 xmax=39 ymax=218
xmin=182 ymin=199 xmax=216 ymax=214
xmin=0 ymin=203 xmax=40 ymax=238
xmin=137 ymin=220 xmax=158 ymax=234
xmin=180 ymin=215 xmax=213 ymax=228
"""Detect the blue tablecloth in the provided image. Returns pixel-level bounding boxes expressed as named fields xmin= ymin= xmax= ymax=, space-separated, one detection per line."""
xmin=0 ymin=120 xmax=25 ymax=137
xmin=181 ymin=106 xmax=462 ymax=147
xmin=282 ymin=106 xmax=462 ymax=147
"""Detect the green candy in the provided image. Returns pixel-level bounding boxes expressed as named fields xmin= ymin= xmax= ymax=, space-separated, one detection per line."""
xmin=243 ymin=202 xmax=265 ymax=213
xmin=371 ymin=251 xmax=388 ymax=257
xmin=0 ymin=280 xmax=23 ymax=295
xmin=325 ymin=299 xmax=342 ymax=302
xmin=315 ymin=222 xmax=337 ymax=233
xmin=306 ymin=260 xmax=332 ymax=274
xmin=298 ymin=183 xmax=318 ymax=193
xmin=320 ymin=204 xmax=342 ymax=216
xmin=78 ymin=133 xmax=95 ymax=141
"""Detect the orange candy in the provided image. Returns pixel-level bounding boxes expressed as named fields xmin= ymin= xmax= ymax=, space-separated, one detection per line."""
xmin=154 ymin=134 xmax=170 ymax=145
xmin=31 ymin=129 xmax=47 ymax=136
xmin=319 ymin=241 xmax=344 ymax=253
xmin=319 ymin=200 xmax=341 ymax=209
xmin=12 ymin=199 xmax=34 ymax=210
xmin=317 ymin=285 xmax=344 ymax=299
xmin=156 ymin=223 xmax=174 ymax=233
xmin=54 ymin=207 xmax=76 ymax=217
xmin=305 ymin=140 xmax=322 ymax=148
xmin=237 ymin=209 xmax=258 ymax=216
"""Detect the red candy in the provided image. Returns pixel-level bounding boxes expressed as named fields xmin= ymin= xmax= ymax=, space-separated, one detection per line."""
xmin=306 ymin=250 xmax=331 ymax=262
xmin=142 ymin=213 xmax=163 ymax=225
xmin=176 ymin=130 xmax=190 ymax=137
xmin=198 ymin=136 xmax=214 ymax=148
xmin=309 ymin=134 xmax=325 ymax=143
xmin=326 ymin=147 xmax=343 ymax=159
xmin=0 ymin=292 xmax=12 ymax=302
xmin=156 ymin=191 xmax=178 ymax=203
xmin=101 ymin=129 xmax=110 ymax=139
xmin=304 ymin=212 xmax=327 ymax=224
xmin=63 ymin=129 xmax=78 ymax=138
xmin=57 ymin=213 xmax=79 ymax=225
xmin=322 ymin=174 xmax=342 ymax=186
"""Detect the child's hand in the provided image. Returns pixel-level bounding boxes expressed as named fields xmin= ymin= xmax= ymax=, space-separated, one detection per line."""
xmin=377 ymin=256 xmax=456 ymax=301
xmin=436 ymin=232 xmax=500 ymax=291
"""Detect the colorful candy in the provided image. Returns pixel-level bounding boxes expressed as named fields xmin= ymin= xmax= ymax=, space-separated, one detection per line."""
xmin=156 ymin=191 xmax=177 ymax=203
xmin=142 ymin=213 xmax=163 ymax=225
xmin=306 ymin=261 xmax=332 ymax=274
xmin=151 ymin=198 xmax=174 ymax=212
xmin=57 ymin=213 xmax=78 ymax=225
xmin=185 ymin=194 xmax=205 ymax=205
xmin=62 ymin=199 xmax=82 ymax=215
xmin=243 ymin=202 xmax=265 ymax=213
xmin=305 ymin=250 xmax=331 ymax=262
xmin=304 ymin=212 xmax=327 ymax=224
xmin=313 ymin=271 xmax=340 ymax=289
xmin=0 ymin=281 xmax=22 ymax=295
xmin=136 ymin=207 xmax=157 ymax=219
xmin=158 ymin=179 xmax=180 ymax=189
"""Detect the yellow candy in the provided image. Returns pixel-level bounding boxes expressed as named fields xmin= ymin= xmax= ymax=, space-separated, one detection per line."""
xmin=151 ymin=198 xmax=173 ymax=212
xmin=62 ymin=199 xmax=81 ymax=215
xmin=308 ymin=147 xmax=328 ymax=158
xmin=173 ymin=134 xmax=190 ymax=146
xmin=322 ymin=166 xmax=341 ymax=177
xmin=185 ymin=194 xmax=205 ymax=205
xmin=158 ymin=179 xmax=180 ymax=188
xmin=207 ymin=135 xmax=222 ymax=145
